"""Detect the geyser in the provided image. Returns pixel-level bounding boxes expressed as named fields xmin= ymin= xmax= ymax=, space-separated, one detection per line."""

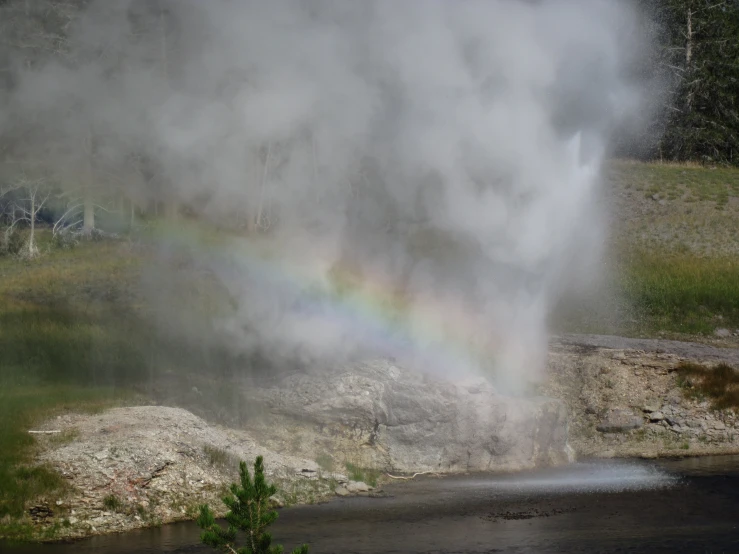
xmin=3 ymin=0 xmax=655 ymax=389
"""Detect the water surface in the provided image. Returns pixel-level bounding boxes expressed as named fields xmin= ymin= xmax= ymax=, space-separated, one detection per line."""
xmin=6 ymin=456 xmax=739 ymax=553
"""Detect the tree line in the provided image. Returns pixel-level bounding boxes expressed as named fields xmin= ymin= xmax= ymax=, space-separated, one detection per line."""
xmin=649 ymin=0 xmax=739 ymax=165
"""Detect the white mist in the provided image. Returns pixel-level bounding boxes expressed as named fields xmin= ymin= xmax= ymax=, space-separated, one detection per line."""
xmin=3 ymin=0 xmax=655 ymax=390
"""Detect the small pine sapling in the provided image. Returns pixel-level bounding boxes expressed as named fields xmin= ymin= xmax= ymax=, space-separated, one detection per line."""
xmin=197 ymin=455 xmax=309 ymax=554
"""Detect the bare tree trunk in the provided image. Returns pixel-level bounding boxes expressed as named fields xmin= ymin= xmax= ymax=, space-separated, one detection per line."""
xmin=246 ymin=150 xmax=257 ymax=233
xmin=312 ymin=133 xmax=319 ymax=204
xmin=3 ymin=203 xmax=18 ymax=251
xmin=253 ymin=142 xmax=272 ymax=231
xmin=83 ymin=130 xmax=95 ymax=234
xmin=28 ymin=191 xmax=36 ymax=257
xmin=686 ymin=7 xmax=693 ymax=67
xmin=685 ymin=6 xmax=694 ymax=112
xmin=83 ymin=187 xmax=95 ymax=232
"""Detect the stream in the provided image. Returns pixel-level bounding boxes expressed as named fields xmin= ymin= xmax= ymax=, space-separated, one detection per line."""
xmin=5 ymin=456 xmax=739 ymax=553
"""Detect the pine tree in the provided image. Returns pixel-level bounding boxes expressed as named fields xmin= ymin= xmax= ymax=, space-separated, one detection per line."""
xmin=656 ymin=0 xmax=739 ymax=164
xmin=196 ymin=456 xmax=309 ymax=554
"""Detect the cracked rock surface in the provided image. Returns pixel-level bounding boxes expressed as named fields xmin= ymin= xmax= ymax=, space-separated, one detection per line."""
xmin=544 ymin=335 xmax=739 ymax=459
xmin=33 ymin=359 xmax=570 ymax=541
xmin=241 ymin=359 xmax=571 ymax=474
xmin=33 ymin=406 xmax=344 ymax=540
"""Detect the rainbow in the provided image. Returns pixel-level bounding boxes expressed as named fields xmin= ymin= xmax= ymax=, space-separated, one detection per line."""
xmin=144 ymin=219 xmax=522 ymax=379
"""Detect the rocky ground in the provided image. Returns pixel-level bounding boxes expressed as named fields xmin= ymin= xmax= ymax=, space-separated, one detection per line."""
xmin=27 ymin=359 xmax=571 ymax=541
xmin=236 ymin=359 xmax=570 ymax=475
xmin=29 ymin=406 xmax=359 ymax=540
xmin=25 ymin=335 xmax=739 ymax=541
xmin=545 ymin=335 xmax=739 ymax=458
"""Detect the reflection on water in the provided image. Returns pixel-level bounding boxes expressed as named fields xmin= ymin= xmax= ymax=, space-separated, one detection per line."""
xmin=4 ymin=456 xmax=739 ymax=554
xmin=657 ymin=453 xmax=739 ymax=475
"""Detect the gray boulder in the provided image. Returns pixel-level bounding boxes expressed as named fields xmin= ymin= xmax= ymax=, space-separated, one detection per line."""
xmin=345 ymin=481 xmax=370 ymax=493
xmin=596 ymin=408 xmax=643 ymax=433
xmin=246 ymin=360 xmax=571 ymax=473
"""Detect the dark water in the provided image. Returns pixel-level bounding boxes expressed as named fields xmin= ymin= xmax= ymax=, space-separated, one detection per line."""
xmin=5 ymin=456 xmax=739 ymax=554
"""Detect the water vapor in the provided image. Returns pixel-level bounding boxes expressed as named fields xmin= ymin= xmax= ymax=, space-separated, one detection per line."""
xmin=1 ymin=0 xmax=656 ymax=391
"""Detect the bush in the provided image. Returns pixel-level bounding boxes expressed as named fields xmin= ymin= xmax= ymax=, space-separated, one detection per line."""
xmin=676 ymin=362 xmax=739 ymax=409
xmin=102 ymin=494 xmax=124 ymax=513
xmin=3 ymin=229 xmax=25 ymax=256
xmin=197 ymin=456 xmax=309 ymax=554
xmin=51 ymin=230 xmax=80 ymax=250
xmin=88 ymin=228 xmax=107 ymax=242
xmin=344 ymin=462 xmax=380 ymax=487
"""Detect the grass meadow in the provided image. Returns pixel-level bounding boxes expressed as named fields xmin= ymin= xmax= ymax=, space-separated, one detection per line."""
xmin=608 ymin=159 xmax=739 ymax=208
xmin=0 ymin=234 xmax=233 ymax=534
xmin=554 ymin=160 xmax=739 ymax=337
xmin=0 ymin=238 xmax=146 ymax=532
xmin=618 ymin=249 xmax=739 ymax=335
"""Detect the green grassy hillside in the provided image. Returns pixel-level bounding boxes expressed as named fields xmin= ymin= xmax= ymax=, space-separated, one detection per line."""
xmin=553 ymin=160 xmax=739 ymax=338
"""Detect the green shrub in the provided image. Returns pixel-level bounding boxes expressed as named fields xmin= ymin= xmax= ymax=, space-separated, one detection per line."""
xmin=197 ymin=456 xmax=309 ymax=554
xmin=50 ymin=230 xmax=79 ymax=251
xmin=203 ymin=445 xmax=235 ymax=470
xmin=315 ymin=453 xmax=334 ymax=472
xmin=102 ymin=494 xmax=124 ymax=512
xmin=344 ymin=462 xmax=380 ymax=487
xmin=676 ymin=362 xmax=739 ymax=409
xmin=4 ymin=229 xmax=25 ymax=256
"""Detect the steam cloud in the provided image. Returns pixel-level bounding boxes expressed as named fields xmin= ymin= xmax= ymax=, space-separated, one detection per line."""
xmin=3 ymin=0 xmax=654 ymax=391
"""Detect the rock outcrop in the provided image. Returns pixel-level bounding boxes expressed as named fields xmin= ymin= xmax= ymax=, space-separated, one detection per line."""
xmin=544 ymin=336 xmax=739 ymax=458
xmin=596 ymin=408 xmax=643 ymax=433
xmin=242 ymin=359 xmax=572 ymax=473
xmin=33 ymin=406 xmax=350 ymax=540
xmin=31 ymin=359 xmax=571 ymax=541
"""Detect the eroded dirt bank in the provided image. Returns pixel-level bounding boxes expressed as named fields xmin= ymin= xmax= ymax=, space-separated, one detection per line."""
xmin=23 ymin=335 xmax=739 ymax=541
xmin=545 ymin=334 xmax=739 ymax=458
